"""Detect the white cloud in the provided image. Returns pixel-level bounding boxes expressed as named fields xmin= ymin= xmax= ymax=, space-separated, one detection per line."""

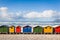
xmin=53 ymin=12 xmax=60 ymax=19
xmin=0 ymin=7 xmax=10 ymax=21
xmin=0 ymin=7 xmax=23 ymax=21
xmin=23 ymin=10 xmax=56 ymax=18
xmin=41 ymin=10 xmax=55 ymax=17
xmin=23 ymin=12 xmax=41 ymax=18
xmin=0 ymin=7 xmax=59 ymax=22
xmin=0 ymin=7 xmax=8 ymax=13
xmin=0 ymin=7 xmax=8 ymax=18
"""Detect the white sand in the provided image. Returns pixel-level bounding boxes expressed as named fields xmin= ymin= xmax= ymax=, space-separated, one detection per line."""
xmin=0 ymin=34 xmax=60 ymax=40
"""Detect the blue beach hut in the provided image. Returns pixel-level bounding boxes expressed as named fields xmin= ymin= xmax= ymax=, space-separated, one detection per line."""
xmin=23 ymin=25 xmax=32 ymax=33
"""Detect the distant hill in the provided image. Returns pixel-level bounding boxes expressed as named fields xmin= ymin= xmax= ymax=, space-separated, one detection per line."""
xmin=54 ymin=19 xmax=60 ymax=23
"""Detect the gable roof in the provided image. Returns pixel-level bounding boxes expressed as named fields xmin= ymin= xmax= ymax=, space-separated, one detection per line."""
xmin=9 ymin=25 xmax=15 ymax=28
xmin=44 ymin=26 xmax=52 ymax=28
xmin=55 ymin=26 xmax=60 ymax=28
xmin=23 ymin=25 xmax=31 ymax=28
xmin=0 ymin=25 xmax=8 ymax=28
xmin=16 ymin=26 xmax=21 ymax=27
xmin=34 ymin=26 xmax=42 ymax=28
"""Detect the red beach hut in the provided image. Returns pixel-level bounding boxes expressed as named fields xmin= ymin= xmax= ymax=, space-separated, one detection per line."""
xmin=15 ymin=26 xmax=21 ymax=33
xmin=55 ymin=26 xmax=60 ymax=33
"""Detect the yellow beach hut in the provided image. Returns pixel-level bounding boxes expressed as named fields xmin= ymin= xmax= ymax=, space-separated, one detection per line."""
xmin=44 ymin=26 xmax=53 ymax=34
xmin=9 ymin=25 xmax=15 ymax=33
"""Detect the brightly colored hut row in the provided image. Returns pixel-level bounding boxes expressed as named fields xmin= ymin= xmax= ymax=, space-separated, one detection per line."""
xmin=0 ymin=25 xmax=60 ymax=34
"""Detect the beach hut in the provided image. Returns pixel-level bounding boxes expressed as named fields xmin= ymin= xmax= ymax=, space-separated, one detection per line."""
xmin=33 ymin=26 xmax=43 ymax=33
xmin=9 ymin=25 xmax=15 ymax=33
xmin=15 ymin=26 xmax=21 ymax=33
xmin=23 ymin=25 xmax=32 ymax=33
xmin=44 ymin=26 xmax=53 ymax=34
xmin=0 ymin=25 xmax=8 ymax=33
xmin=54 ymin=26 xmax=60 ymax=33
xmin=0 ymin=26 xmax=3 ymax=33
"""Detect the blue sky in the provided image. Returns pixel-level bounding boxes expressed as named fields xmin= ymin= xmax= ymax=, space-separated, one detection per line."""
xmin=0 ymin=0 xmax=60 ymax=11
xmin=0 ymin=0 xmax=60 ymax=22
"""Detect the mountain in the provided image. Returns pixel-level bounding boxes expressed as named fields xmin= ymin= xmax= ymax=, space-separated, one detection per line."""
xmin=54 ymin=19 xmax=60 ymax=23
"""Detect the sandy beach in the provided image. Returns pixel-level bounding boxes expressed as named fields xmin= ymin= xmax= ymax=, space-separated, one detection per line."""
xmin=0 ymin=34 xmax=60 ymax=40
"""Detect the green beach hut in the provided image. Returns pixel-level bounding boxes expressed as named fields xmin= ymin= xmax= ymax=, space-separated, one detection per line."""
xmin=33 ymin=26 xmax=43 ymax=33
xmin=0 ymin=25 xmax=9 ymax=33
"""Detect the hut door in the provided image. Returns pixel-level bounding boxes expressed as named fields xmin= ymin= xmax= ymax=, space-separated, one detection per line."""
xmin=23 ymin=27 xmax=28 ymax=32
xmin=27 ymin=27 xmax=31 ymax=32
xmin=16 ymin=27 xmax=21 ymax=33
